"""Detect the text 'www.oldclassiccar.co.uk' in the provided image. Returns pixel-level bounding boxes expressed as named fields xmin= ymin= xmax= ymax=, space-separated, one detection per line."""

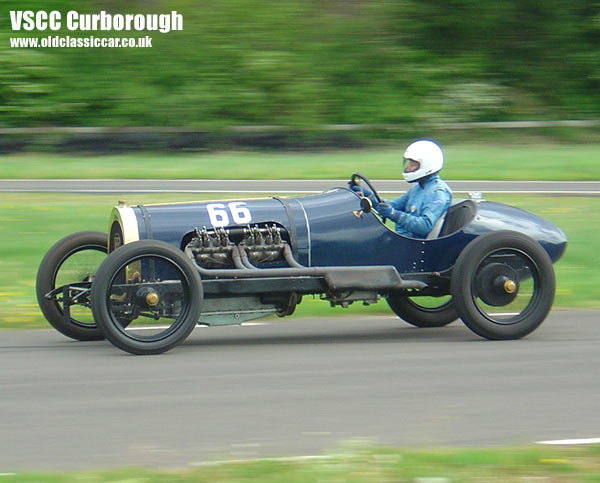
xmin=9 ymin=10 xmax=183 ymax=48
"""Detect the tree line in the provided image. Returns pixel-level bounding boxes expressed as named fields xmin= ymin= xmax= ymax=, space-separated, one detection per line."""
xmin=1 ymin=0 xmax=599 ymax=129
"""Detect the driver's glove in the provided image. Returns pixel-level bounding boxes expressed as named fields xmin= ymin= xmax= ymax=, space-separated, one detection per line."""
xmin=375 ymin=202 xmax=401 ymax=222
xmin=348 ymin=181 xmax=373 ymax=198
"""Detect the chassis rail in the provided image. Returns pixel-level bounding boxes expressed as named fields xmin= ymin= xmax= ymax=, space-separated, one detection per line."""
xmin=185 ymin=243 xmax=427 ymax=292
xmin=47 ymin=241 xmax=437 ymax=327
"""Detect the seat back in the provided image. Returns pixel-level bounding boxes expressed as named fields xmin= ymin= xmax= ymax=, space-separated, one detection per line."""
xmin=437 ymin=200 xmax=477 ymax=237
xmin=426 ymin=212 xmax=447 ymax=239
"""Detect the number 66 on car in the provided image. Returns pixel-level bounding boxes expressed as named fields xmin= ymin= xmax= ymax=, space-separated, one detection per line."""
xmin=36 ymin=174 xmax=567 ymax=355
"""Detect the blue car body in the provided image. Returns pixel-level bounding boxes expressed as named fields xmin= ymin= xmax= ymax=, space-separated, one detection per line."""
xmin=111 ymin=187 xmax=567 ymax=274
xmin=38 ymin=179 xmax=568 ymax=354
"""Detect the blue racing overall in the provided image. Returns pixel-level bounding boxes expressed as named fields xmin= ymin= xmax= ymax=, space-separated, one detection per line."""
xmin=379 ymin=175 xmax=452 ymax=238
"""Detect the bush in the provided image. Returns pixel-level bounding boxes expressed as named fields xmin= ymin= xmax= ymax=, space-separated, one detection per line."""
xmin=1 ymin=1 xmax=599 ymax=129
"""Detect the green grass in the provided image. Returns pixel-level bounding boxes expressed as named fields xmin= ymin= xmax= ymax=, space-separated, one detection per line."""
xmin=1 ymin=445 xmax=599 ymax=481
xmin=1 ymin=143 xmax=600 ymax=180
xmin=0 ymin=192 xmax=598 ymax=331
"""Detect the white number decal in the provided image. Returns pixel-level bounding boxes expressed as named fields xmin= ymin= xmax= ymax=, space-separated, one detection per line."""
xmin=228 ymin=201 xmax=252 ymax=224
xmin=206 ymin=203 xmax=229 ymax=227
xmin=206 ymin=202 xmax=252 ymax=227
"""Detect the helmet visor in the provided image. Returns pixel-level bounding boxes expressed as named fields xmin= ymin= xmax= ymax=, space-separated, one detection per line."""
xmin=403 ymin=158 xmax=420 ymax=173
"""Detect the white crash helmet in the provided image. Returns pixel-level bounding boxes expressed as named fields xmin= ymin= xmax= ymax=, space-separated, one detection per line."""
xmin=402 ymin=140 xmax=444 ymax=183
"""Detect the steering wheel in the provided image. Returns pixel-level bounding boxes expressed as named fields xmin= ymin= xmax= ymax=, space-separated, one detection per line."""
xmin=350 ymin=173 xmax=383 ymax=204
xmin=349 ymin=173 xmax=386 ymax=222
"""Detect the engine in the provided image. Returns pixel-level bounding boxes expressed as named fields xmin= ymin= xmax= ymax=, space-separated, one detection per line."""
xmin=184 ymin=223 xmax=290 ymax=269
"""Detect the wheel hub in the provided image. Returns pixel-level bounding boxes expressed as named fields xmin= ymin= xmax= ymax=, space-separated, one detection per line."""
xmin=503 ymin=279 xmax=517 ymax=294
xmin=145 ymin=291 xmax=160 ymax=307
xmin=136 ymin=287 xmax=161 ymax=308
xmin=475 ymin=263 xmax=519 ymax=306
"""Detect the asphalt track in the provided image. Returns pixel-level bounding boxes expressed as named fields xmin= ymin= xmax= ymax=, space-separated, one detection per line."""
xmin=1 ymin=310 xmax=598 ymax=471
xmin=1 ymin=179 xmax=600 ymax=195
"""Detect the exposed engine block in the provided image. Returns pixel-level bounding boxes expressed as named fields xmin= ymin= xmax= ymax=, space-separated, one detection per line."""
xmin=185 ymin=224 xmax=289 ymax=269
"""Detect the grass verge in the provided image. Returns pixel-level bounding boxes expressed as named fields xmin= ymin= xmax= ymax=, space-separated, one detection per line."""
xmin=1 ymin=445 xmax=599 ymax=481
xmin=1 ymin=143 xmax=600 ymax=180
xmin=0 ymin=192 xmax=597 ymax=331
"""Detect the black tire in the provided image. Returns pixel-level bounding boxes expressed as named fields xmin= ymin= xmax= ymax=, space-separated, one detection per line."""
xmin=91 ymin=240 xmax=203 ymax=355
xmin=451 ymin=231 xmax=555 ymax=340
xmin=387 ymin=295 xmax=458 ymax=327
xmin=36 ymin=231 xmax=107 ymax=341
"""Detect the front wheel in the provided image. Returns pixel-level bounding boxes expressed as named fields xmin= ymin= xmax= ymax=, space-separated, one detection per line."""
xmin=91 ymin=240 xmax=203 ymax=355
xmin=387 ymin=295 xmax=458 ymax=327
xmin=451 ymin=231 xmax=555 ymax=340
xmin=36 ymin=231 xmax=107 ymax=341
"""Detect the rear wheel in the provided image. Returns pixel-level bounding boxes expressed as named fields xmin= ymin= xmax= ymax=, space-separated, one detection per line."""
xmin=36 ymin=231 xmax=107 ymax=341
xmin=91 ymin=240 xmax=203 ymax=355
xmin=387 ymin=295 xmax=458 ymax=327
xmin=451 ymin=231 xmax=555 ymax=340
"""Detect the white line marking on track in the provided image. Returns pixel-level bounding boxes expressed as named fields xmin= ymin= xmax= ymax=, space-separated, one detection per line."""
xmin=537 ymin=438 xmax=600 ymax=445
xmin=2 ymin=178 xmax=600 ymax=184
xmin=0 ymin=189 xmax=322 ymax=194
xmin=2 ymin=189 xmax=600 ymax=195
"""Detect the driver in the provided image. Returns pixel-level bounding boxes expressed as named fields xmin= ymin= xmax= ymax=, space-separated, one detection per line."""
xmin=354 ymin=140 xmax=452 ymax=238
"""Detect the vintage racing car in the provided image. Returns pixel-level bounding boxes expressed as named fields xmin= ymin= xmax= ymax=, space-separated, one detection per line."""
xmin=36 ymin=174 xmax=567 ymax=354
